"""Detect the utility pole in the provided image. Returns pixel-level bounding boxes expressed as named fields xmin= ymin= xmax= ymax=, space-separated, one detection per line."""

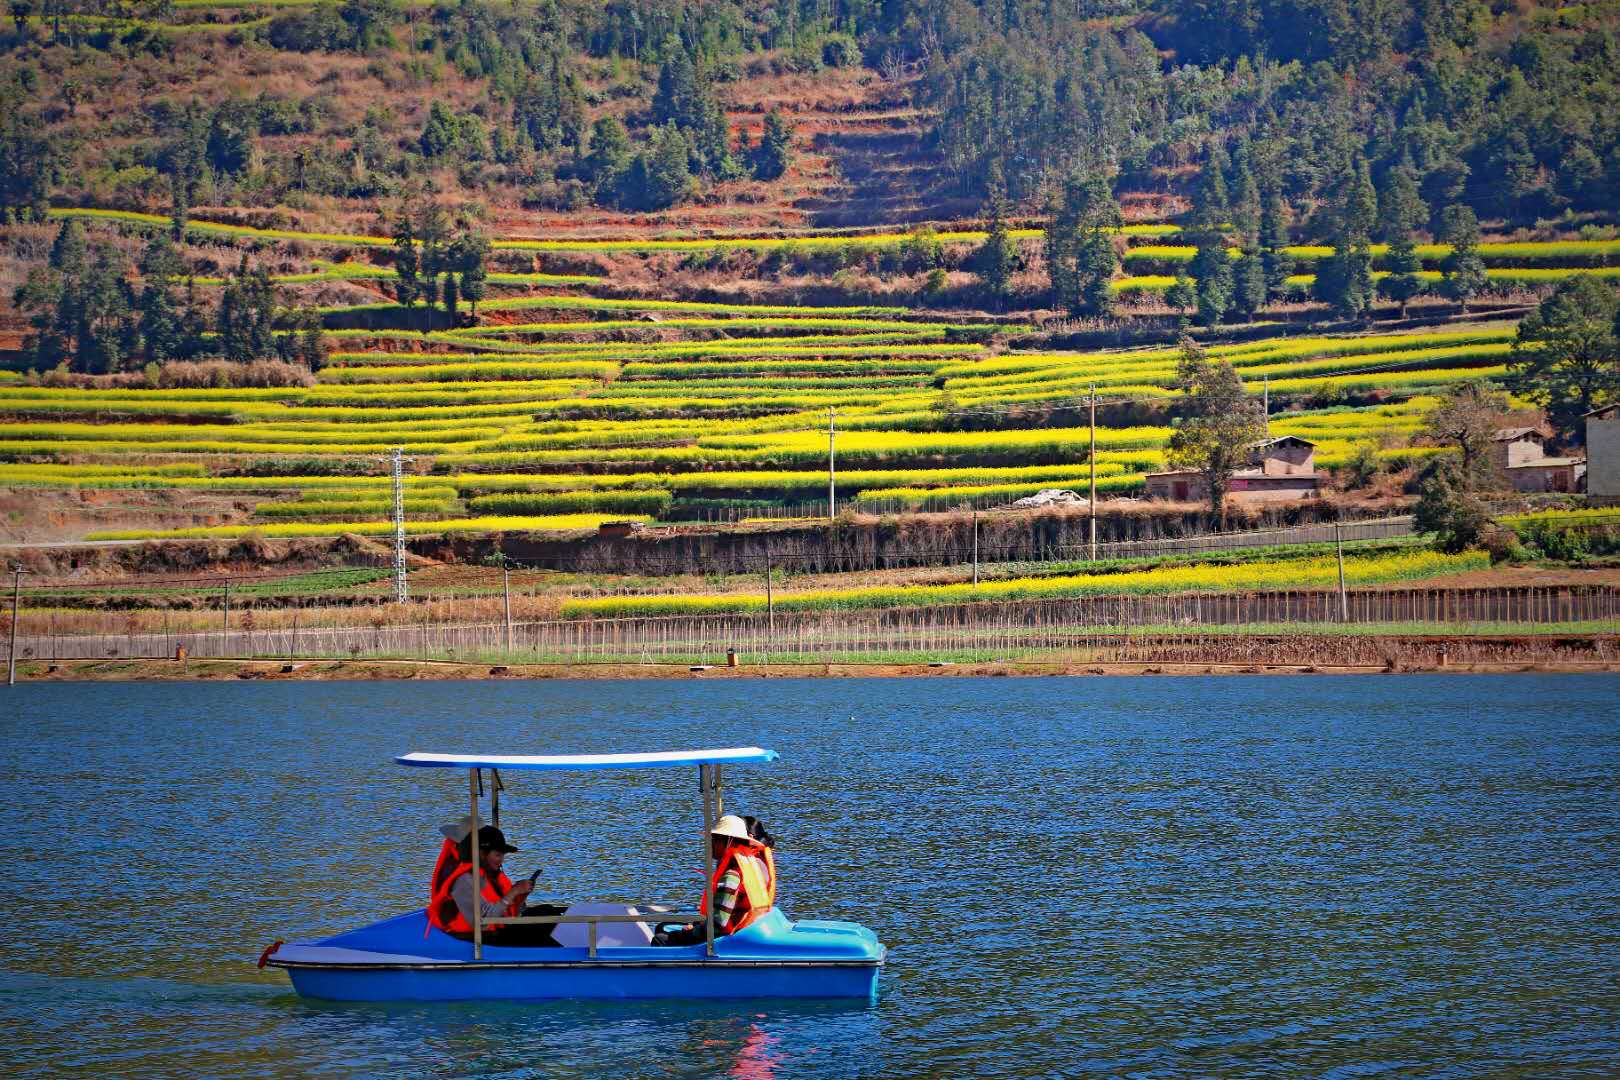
xmin=827 ymin=408 xmax=837 ymax=519
xmin=1089 ymin=385 xmax=1098 ymax=562
xmin=373 ymin=446 xmax=416 ymax=603
xmin=763 ymin=543 xmax=774 ymax=663
xmin=1263 ymin=375 xmax=1270 ymax=437
xmin=222 ymin=580 xmax=231 ymax=632
xmin=7 ymin=567 xmax=29 ymax=686
xmin=971 ymin=511 xmax=979 ymax=587
xmin=764 ymin=544 xmax=774 ymax=635
xmin=1335 ymin=521 xmax=1349 ymax=621
xmin=502 ymin=558 xmax=513 ymax=652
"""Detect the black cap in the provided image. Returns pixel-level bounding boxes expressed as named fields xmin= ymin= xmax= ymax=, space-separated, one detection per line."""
xmin=476 ymin=825 xmax=518 ymax=853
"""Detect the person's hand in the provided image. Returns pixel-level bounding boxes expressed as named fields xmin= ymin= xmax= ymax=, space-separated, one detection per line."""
xmin=509 ymin=880 xmax=534 ymax=902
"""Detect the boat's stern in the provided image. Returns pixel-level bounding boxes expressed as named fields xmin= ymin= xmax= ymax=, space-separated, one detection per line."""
xmin=712 ymin=909 xmax=885 ymax=996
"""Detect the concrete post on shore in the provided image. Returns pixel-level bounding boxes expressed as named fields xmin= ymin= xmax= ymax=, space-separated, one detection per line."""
xmin=7 ymin=566 xmax=29 ymax=686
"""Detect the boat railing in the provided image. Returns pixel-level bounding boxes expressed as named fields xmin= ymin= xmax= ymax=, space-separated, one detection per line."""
xmin=488 ymin=910 xmax=703 ymax=958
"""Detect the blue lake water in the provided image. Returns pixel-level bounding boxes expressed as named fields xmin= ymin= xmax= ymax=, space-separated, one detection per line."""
xmin=1 ymin=675 xmax=1617 ymax=1078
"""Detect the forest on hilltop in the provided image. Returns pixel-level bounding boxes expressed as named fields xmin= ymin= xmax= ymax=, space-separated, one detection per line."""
xmin=0 ymin=0 xmax=1616 ymax=241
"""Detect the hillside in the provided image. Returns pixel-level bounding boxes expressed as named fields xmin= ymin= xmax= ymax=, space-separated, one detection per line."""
xmin=1 ymin=0 xmax=1617 ymax=565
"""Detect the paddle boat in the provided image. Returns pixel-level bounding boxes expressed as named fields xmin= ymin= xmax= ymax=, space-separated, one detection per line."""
xmin=261 ymin=747 xmax=885 ymax=1001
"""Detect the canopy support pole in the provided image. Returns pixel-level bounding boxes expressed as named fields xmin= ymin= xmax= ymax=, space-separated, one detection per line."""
xmin=700 ymin=763 xmax=716 ymax=957
xmin=469 ymin=767 xmax=482 ymax=960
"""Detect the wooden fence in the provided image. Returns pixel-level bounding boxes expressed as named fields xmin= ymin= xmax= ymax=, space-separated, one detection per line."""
xmin=13 ymin=584 xmax=1618 ymax=667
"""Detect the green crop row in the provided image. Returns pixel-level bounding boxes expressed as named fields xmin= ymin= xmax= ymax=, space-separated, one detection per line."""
xmin=1118 ymin=267 xmax=1620 ymax=296
xmin=559 ymin=549 xmax=1489 ymax=618
xmin=1121 ymin=239 xmax=1620 ymax=270
xmin=319 ymin=361 xmax=618 ymax=384
xmin=855 ymin=473 xmax=1147 ymax=508
xmin=53 ymin=207 xmax=1175 ymax=254
xmin=431 ymin=295 xmax=917 ymax=318
xmin=253 ymin=499 xmax=459 ymax=518
xmin=465 ymin=490 xmax=675 ymax=515
xmin=0 ymin=438 xmax=483 ymax=457
xmin=0 ymin=422 xmax=507 ymax=447
xmin=442 ymin=318 xmax=998 ymax=337
xmin=322 ymin=337 xmax=967 ymax=363
xmin=702 ymin=425 xmax=1173 ymax=454
xmin=1500 ymin=508 xmax=1620 ymax=527
xmin=86 ymin=513 xmax=648 ymax=541
xmin=946 ymin=344 xmax=1510 ymax=399
xmin=941 ymin=329 xmax=1513 ymax=387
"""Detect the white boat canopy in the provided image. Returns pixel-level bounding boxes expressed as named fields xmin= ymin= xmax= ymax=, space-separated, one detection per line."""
xmin=396 ymin=747 xmax=778 ymax=771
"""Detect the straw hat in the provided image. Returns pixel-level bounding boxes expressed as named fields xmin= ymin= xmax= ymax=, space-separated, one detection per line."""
xmin=711 ymin=814 xmax=750 ymax=841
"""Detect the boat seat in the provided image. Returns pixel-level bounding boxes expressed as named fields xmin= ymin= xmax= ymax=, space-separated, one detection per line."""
xmin=547 ymin=902 xmax=655 ymax=949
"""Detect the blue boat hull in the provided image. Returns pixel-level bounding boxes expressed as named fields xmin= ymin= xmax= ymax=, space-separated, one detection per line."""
xmin=284 ymin=958 xmax=880 ymax=1002
xmin=268 ymin=908 xmax=884 ymax=1002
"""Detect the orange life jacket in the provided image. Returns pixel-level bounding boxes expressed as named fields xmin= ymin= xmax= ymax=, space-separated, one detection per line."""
xmin=428 ymin=837 xmax=461 ymax=900
xmin=428 ymin=859 xmax=515 ymax=936
xmin=700 ymin=842 xmax=776 ymax=934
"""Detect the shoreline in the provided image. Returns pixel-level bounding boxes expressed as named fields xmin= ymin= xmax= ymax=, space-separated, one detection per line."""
xmin=15 ymin=657 xmax=1620 ymax=682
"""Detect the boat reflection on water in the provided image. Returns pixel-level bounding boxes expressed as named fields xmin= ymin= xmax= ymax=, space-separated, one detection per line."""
xmin=729 ymin=1023 xmax=781 ymax=1080
xmin=689 ymin=1018 xmax=782 ymax=1079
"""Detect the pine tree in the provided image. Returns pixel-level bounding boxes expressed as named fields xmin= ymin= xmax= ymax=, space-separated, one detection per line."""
xmin=391 ymin=211 xmax=420 ymax=317
xmin=652 ymin=47 xmax=700 ymax=129
xmin=1231 ymin=248 xmax=1267 ymax=321
xmin=1378 ymin=164 xmax=1429 ymax=318
xmin=1381 ymin=231 xmax=1424 ymax=318
xmin=1343 ymin=156 xmax=1378 ymax=245
xmin=217 ymin=257 xmax=278 ymax=363
xmin=0 ymin=90 xmax=57 ymax=223
xmin=1189 ymin=226 xmax=1233 ymax=328
xmin=179 ymin=277 xmax=208 ymax=358
xmin=76 ymin=246 xmax=135 ymax=374
xmin=49 ymin=217 xmax=86 ymax=276
xmin=1044 ymin=173 xmax=1120 ymax=318
xmin=650 ymin=43 xmax=731 ymax=178
xmin=1509 ymin=276 xmax=1620 ymax=440
xmin=442 ymin=272 xmax=459 ymax=326
xmin=1258 ymin=190 xmax=1293 ymax=301
xmin=1438 ymin=204 xmax=1487 ymax=311
xmin=168 ymin=173 xmax=189 ymax=243
xmin=1164 ymin=270 xmax=1195 ymax=328
xmin=1377 ymin=163 xmax=1428 ymax=244
xmin=416 ymin=204 xmax=450 ymax=330
xmin=1315 ymin=158 xmax=1377 ymax=320
xmin=640 ymin=125 xmax=694 ymax=210
xmin=1228 ymin=141 xmax=1261 ymax=238
xmin=137 ymin=236 xmax=185 ymax=363
xmin=450 ymin=233 xmax=490 ymax=320
xmin=585 ymin=117 xmax=633 ymax=206
xmin=752 ymin=110 xmax=793 ymax=181
xmin=1192 ymin=145 xmax=1230 ymax=228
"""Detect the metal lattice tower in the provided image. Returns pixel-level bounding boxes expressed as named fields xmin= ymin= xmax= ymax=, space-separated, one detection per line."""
xmin=377 ymin=447 xmax=415 ymax=603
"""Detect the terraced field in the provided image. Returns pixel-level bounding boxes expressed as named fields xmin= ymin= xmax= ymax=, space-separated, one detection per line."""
xmin=9 ymin=206 xmax=1616 ymax=542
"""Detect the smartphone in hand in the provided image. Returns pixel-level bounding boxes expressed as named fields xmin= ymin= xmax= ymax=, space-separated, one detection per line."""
xmin=528 ymin=868 xmax=542 ymax=885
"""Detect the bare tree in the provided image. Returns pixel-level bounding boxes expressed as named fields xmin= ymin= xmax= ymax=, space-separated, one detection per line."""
xmin=1165 ymin=337 xmax=1266 ymax=524
xmin=1424 ymin=382 xmax=1512 ymax=489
